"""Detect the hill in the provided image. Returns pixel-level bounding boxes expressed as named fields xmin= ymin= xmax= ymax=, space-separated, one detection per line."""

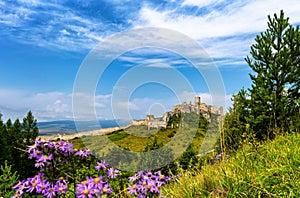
xmin=162 ymin=132 xmax=300 ymax=197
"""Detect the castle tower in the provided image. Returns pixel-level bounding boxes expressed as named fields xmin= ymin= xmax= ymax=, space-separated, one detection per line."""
xmin=194 ymin=96 xmax=201 ymax=105
xmin=219 ymin=107 xmax=223 ymax=115
xmin=146 ymin=115 xmax=154 ymax=121
xmin=194 ymin=96 xmax=201 ymax=114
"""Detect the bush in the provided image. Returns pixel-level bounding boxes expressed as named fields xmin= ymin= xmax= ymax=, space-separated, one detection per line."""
xmin=0 ymin=161 xmax=19 ymax=197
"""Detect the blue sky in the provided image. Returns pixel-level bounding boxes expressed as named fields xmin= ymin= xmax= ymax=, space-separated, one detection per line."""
xmin=0 ymin=0 xmax=299 ymax=122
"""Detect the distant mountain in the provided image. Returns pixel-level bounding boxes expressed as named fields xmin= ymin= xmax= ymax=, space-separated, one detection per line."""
xmin=37 ymin=120 xmax=130 ymax=136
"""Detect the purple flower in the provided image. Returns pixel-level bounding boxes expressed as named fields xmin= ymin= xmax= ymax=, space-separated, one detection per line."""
xmin=57 ymin=140 xmax=74 ymax=154
xmin=54 ymin=181 xmax=68 ymax=194
xmin=44 ymin=184 xmax=56 ymax=198
xmin=44 ymin=140 xmax=58 ymax=149
xmin=36 ymin=179 xmax=50 ymax=194
xmin=102 ymin=183 xmax=112 ymax=194
xmin=75 ymin=182 xmax=96 ymax=198
xmin=35 ymin=154 xmax=53 ymax=168
xmin=127 ymin=170 xmax=176 ymax=197
xmin=129 ymin=172 xmax=141 ymax=182
xmin=215 ymin=152 xmax=223 ymax=160
xmin=12 ymin=181 xmax=26 ymax=198
xmin=25 ymin=176 xmax=40 ymax=193
xmin=11 ymin=190 xmax=24 ymax=198
xmin=95 ymin=160 xmax=107 ymax=171
xmin=107 ymin=167 xmax=119 ymax=178
xmin=91 ymin=176 xmax=104 ymax=190
xmin=128 ymin=184 xmax=138 ymax=195
xmin=75 ymin=148 xmax=92 ymax=157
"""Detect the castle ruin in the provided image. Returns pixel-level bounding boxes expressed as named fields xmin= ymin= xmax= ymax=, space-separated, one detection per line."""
xmin=131 ymin=96 xmax=223 ymax=130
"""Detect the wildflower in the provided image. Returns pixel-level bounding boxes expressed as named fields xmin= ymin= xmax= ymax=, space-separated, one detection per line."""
xmin=75 ymin=182 xmax=95 ymax=198
xmin=54 ymin=181 xmax=68 ymax=195
xmin=129 ymin=172 xmax=141 ymax=182
xmin=25 ymin=176 xmax=40 ymax=193
xmin=27 ymin=144 xmax=39 ymax=158
xmin=44 ymin=184 xmax=56 ymax=198
xmin=128 ymin=184 xmax=138 ymax=195
xmin=95 ymin=160 xmax=107 ymax=171
xmin=12 ymin=181 xmax=26 ymax=198
xmin=215 ymin=152 xmax=224 ymax=160
xmin=36 ymin=179 xmax=50 ymax=194
xmin=91 ymin=176 xmax=104 ymax=190
xmin=11 ymin=190 xmax=24 ymax=198
xmin=38 ymin=154 xmax=53 ymax=163
xmin=102 ymin=183 xmax=112 ymax=194
xmin=107 ymin=167 xmax=119 ymax=178
xmin=57 ymin=140 xmax=74 ymax=154
xmin=75 ymin=148 xmax=92 ymax=157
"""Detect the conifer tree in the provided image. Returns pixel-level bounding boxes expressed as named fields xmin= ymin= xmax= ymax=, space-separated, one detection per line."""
xmin=245 ymin=10 xmax=300 ymax=139
xmin=0 ymin=114 xmax=8 ymax=168
xmin=222 ymin=89 xmax=249 ymax=150
xmin=0 ymin=112 xmax=39 ymax=179
xmin=22 ymin=111 xmax=39 ymax=145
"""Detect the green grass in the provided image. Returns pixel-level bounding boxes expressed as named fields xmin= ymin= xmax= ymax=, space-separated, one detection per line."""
xmin=162 ymin=132 xmax=300 ymax=197
xmin=71 ymin=125 xmax=207 ymax=154
xmin=107 ymin=130 xmax=129 ymax=141
xmin=69 ymin=125 xmax=299 ymax=197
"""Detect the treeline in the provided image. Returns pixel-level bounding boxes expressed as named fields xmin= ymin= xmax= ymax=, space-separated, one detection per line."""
xmin=0 ymin=111 xmax=39 ymax=179
xmin=222 ymin=10 xmax=300 ymax=151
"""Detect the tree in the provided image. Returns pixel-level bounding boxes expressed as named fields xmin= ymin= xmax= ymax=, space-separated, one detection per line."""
xmin=22 ymin=111 xmax=39 ymax=145
xmin=245 ymin=10 xmax=300 ymax=139
xmin=0 ymin=114 xmax=8 ymax=168
xmin=0 ymin=112 xmax=39 ymax=179
xmin=222 ymin=89 xmax=250 ymax=150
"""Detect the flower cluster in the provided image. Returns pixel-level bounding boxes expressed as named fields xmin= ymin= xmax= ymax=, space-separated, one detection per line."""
xmin=12 ymin=173 xmax=67 ymax=198
xmin=127 ymin=170 xmax=172 ymax=197
xmin=12 ymin=139 xmax=119 ymax=198
xmin=12 ymin=139 xmax=177 ymax=197
xmin=27 ymin=139 xmax=92 ymax=169
xmin=75 ymin=176 xmax=112 ymax=197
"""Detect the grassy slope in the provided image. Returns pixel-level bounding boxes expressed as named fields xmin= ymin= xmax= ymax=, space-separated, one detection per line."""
xmin=162 ymin=132 xmax=300 ymax=197
xmin=71 ymin=125 xmax=208 ymax=155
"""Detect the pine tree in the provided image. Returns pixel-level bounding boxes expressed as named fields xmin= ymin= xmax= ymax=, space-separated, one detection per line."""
xmin=20 ymin=112 xmax=39 ymax=179
xmin=0 ymin=112 xmax=39 ymax=179
xmin=0 ymin=114 xmax=8 ymax=168
xmin=245 ymin=10 xmax=300 ymax=139
xmin=222 ymin=89 xmax=250 ymax=150
xmin=22 ymin=111 xmax=39 ymax=145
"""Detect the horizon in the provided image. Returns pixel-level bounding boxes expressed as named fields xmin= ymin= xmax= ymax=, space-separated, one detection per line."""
xmin=1 ymin=0 xmax=300 ymax=122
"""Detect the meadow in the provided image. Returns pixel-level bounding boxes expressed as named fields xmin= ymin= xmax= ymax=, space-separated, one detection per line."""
xmin=162 ymin=132 xmax=300 ymax=197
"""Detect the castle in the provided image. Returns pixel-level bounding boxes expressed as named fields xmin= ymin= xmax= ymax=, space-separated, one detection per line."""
xmin=130 ymin=96 xmax=223 ymax=130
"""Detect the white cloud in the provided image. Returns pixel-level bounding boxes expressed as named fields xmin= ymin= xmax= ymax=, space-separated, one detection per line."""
xmin=17 ymin=0 xmax=40 ymax=6
xmin=181 ymin=0 xmax=225 ymax=7
xmin=146 ymin=63 xmax=172 ymax=68
xmin=0 ymin=88 xmax=233 ymax=122
xmin=0 ymin=90 xmax=115 ymax=122
xmin=137 ymin=1 xmax=300 ymax=40
xmin=134 ymin=0 xmax=300 ymax=68
xmin=60 ymin=29 xmax=70 ymax=35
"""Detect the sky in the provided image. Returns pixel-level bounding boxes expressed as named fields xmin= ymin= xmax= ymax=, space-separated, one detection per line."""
xmin=0 ymin=0 xmax=299 ymax=122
